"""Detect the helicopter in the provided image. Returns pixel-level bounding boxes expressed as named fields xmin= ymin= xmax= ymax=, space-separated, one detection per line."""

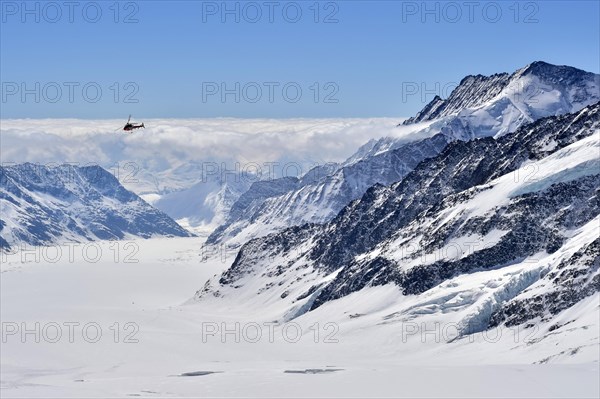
xmin=117 ymin=115 xmax=145 ymax=132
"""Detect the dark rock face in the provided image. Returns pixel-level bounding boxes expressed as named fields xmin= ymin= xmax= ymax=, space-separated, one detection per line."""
xmin=311 ymin=174 xmax=598 ymax=310
xmin=398 ymin=176 xmax=598 ymax=293
xmin=1 ymin=163 xmax=192 ymax=249
xmin=308 ymin=104 xmax=600 ymax=274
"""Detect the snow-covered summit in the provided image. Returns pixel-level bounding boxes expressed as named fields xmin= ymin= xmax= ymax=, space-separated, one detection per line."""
xmin=402 ymin=61 xmax=600 ymax=132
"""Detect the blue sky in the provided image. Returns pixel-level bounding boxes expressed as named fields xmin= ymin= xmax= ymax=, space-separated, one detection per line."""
xmin=1 ymin=0 xmax=599 ymax=118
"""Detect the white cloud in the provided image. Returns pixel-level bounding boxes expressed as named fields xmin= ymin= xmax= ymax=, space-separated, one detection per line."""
xmin=1 ymin=118 xmax=405 ymax=189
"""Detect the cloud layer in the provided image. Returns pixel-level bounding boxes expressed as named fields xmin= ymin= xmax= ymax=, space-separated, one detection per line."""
xmin=1 ymin=118 xmax=408 ymax=192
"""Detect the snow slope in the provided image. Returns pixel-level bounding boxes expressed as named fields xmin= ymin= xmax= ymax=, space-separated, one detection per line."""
xmin=1 ymin=237 xmax=598 ymax=398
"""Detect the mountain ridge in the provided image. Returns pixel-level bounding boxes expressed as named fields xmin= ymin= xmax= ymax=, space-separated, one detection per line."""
xmin=0 ymin=163 xmax=193 ymax=249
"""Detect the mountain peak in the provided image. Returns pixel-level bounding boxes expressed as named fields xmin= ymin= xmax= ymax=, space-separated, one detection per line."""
xmin=402 ymin=61 xmax=599 ymax=126
xmin=528 ymin=60 xmax=551 ymax=67
xmin=516 ymin=60 xmax=596 ymax=81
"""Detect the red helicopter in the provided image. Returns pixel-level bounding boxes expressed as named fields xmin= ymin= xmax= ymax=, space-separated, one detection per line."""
xmin=117 ymin=115 xmax=145 ymax=132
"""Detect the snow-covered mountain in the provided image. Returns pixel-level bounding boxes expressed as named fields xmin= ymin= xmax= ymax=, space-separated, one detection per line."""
xmin=207 ymin=62 xmax=600 ymax=246
xmin=194 ymin=102 xmax=600 ymax=349
xmin=0 ymin=163 xmax=192 ymax=249
xmin=402 ymin=61 xmax=599 ymax=129
xmin=150 ymin=168 xmax=254 ymax=233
